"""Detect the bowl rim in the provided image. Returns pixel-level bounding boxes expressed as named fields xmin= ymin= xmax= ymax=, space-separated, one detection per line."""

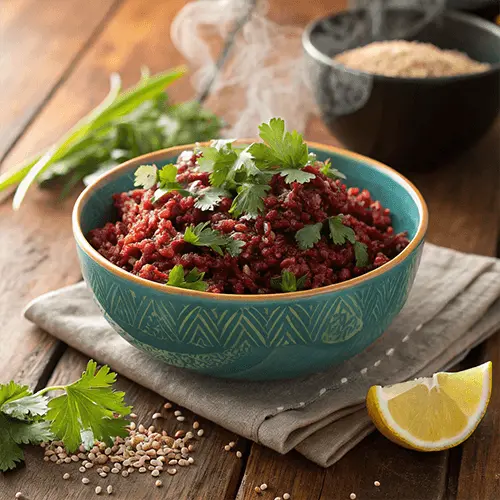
xmin=302 ymin=9 xmax=500 ymax=83
xmin=73 ymin=141 xmax=428 ymax=302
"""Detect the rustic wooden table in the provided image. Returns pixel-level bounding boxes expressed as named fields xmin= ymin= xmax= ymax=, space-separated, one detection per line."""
xmin=1 ymin=1 xmax=499 ymax=499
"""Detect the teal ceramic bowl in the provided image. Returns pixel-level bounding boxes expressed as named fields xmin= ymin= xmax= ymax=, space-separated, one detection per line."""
xmin=73 ymin=142 xmax=428 ymax=380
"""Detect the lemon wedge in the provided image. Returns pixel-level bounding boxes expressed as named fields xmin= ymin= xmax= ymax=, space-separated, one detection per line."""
xmin=366 ymin=362 xmax=492 ymax=451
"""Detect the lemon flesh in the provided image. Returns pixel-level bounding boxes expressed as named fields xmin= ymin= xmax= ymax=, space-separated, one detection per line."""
xmin=366 ymin=362 xmax=492 ymax=451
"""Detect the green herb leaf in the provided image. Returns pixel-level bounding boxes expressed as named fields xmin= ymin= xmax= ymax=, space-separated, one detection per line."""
xmin=183 ymin=222 xmax=243 ymax=256
xmin=134 ymin=164 xmax=158 ymax=189
xmin=194 ymin=187 xmax=230 ymax=211
xmin=279 ymin=169 xmax=316 ymax=184
xmin=354 ymin=241 xmax=369 ymax=267
xmin=328 ymin=216 xmax=356 ymax=245
xmin=295 ymin=222 xmax=323 ymax=250
xmin=226 ymin=238 xmax=245 ymax=257
xmin=229 ymin=183 xmax=270 ymax=218
xmin=46 ymin=360 xmax=131 ymax=452
xmin=0 ymin=382 xmax=48 ymax=420
xmin=151 ymin=164 xmax=190 ymax=202
xmin=9 ymin=419 xmax=54 ymax=445
xmin=254 ymin=118 xmax=309 ymax=169
xmin=198 ymin=146 xmax=238 ymax=187
xmin=158 ymin=164 xmax=178 ymax=184
xmin=320 ymin=159 xmax=346 ymax=180
xmin=271 ymin=270 xmax=308 ymax=292
xmin=0 ymin=414 xmax=27 ymax=471
xmin=167 ymin=265 xmax=208 ymax=291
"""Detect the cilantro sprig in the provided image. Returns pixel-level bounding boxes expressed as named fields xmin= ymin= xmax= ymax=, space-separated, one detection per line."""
xmin=0 ymin=361 xmax=131 ymax=472
xmin=166 ymin=264 xmax=208 ymax=291
xmin=184 ymin=222 xmax=244 ymax=257
xmin=271 ymin=270 xmax=307 ymax=292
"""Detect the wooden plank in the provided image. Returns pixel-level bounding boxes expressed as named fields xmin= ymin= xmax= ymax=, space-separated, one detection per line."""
xmin=0 ymin=0 xmax=120 ymax=163
xmin=0 ymin=0 xmax=193 ymax=384
xmin=2 ymin=349 xmax=247 ymax=499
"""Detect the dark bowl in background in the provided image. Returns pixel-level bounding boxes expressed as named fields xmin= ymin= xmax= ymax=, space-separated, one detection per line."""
xmin=303 ymin=10 xmax=500 ymax=171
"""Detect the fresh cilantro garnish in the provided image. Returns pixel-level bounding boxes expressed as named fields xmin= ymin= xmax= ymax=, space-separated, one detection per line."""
xmin=271 ymin=270 xmax=307 ymax=292
xmin=320 ymin=159 xmax=346 ymax=180
xmin=46 ymin=361 xmax=131 ymax=452
xmin=229 ymin=183 xmax=270 ymax=218
xmin=295 ymin=222 xmax=323 ymax=250
xmin=198 ymin=145 xmax=238 ymax=187
xmin=151 ymin=163 xmax=190 ymax=202
xmin=250 ymin=118 xmax=309 ymax=169
xmin=306 ymin=152 xmax=317 ymax=165
xmin=354 ymin=241 xmax=369 ymax=267
xmin=0 ymin=361 xmax=131 ymax=471
xmin=328 ymin=216 xmax=356 ymax=245
xmin=167 ymin=265 xmax=208 ymax=291
xmin=194 ymin=187 xmax=230 ymax=211
xmin=279 ymin=169 xmax=316 ymax=184
xmin=134 ymin=164 xmax=158 ymax=189
xmin=184 ymin=222 xmax=244 ymax=256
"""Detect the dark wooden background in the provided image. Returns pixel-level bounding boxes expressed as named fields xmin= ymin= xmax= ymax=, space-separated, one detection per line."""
xmin=1 ymin=1 xmax=499 ymax=499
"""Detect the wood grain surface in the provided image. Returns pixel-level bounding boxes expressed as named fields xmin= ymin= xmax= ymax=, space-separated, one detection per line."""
xmin=0 ymin=0 xmax=499 ymax=499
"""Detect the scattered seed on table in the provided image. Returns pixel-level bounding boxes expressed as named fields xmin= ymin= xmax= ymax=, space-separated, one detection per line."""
xmin=155 ymin=480 xmax=163 ymax=487
xmin=188 ymin=457 xmax=194 ymax=464
xmin=255 ymin=487 xmax=262 ymax=494
xmin=79 ymin=466 xmax=86 ymax=473
xmin=229 ymin=441 xmax=235 ymax=448
xmin=111 ymin=468 xmax=119 ymax=474
xmin=260 ymin=484 xmax=268 ymax=491
xmin=164 ymin=402 xmax=172 ymax=409
xmin=152 ymin=412 xmax=162 ymax=420
xmin=15 ymin=493 xmax=28 ymax=500
xmin=71 ymin=455 xmax=79 ymax=462
xmin=62 ymin=473 xmax=70 ymax=480
xmin=169 ymin=459 xmax=178 ymax=465
xmin=192 ymin=421 xmax=200 ymax=430
xmin=121 ymin=470 xmax=129 ymax=478
xmin=85 ymin=462 xmax=93 ymax=469
xmin=176 ymin=416 xmax=185 ymax=422
xmin=224 ymin=445 xmax=231 ymax=451
xmin=129 ymin=422 xmax=136 ymax=430
xmin=236 ymin=451 xmax=242 ymax=458
xmin=107 ymin=485 xmax=113 ymax=495
xmin=374 ymin=481 xmax=381 ymax=487
xmin=95 ymin=486 xmax=102 ymax=495
xmin=139 ymin=467 xmax=147 ymax=473
xmin=175 ymin=430 xmax=186 ymax=439
xmin=283 ymin=494 xmax=291 ymax=500
xmin=99 ymin=472 xmax=108 ymax=478
xmin=130 ymin=412 xmax=137 ymax=418
xmin=197 ymin=429 xmax=204 ymax=437
xmin=174 ymin=410 xmax=182 ymax=417
xmin=82 ymin=477 xmax=90 ymax=485
xmin=274 ymin=497 xmax=282 ymax=500
xmin=152 ymin=470 xmax=160 ymax=477
xmin=350 ymin=494 xmax=357 ymax=500
xmin=167 ymin=468 xmax=177 ymax=475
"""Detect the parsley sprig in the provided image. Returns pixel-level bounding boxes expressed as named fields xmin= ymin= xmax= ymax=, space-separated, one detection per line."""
xmin=271 ymin=270 xmax=307 ymax=292
xmin=183 ymin=222 xmax=244 ymax=257
xmin=0 ymin=361 xmax=131 ymax=472
xmin=166 ymin=265 xmax=208 ymax=291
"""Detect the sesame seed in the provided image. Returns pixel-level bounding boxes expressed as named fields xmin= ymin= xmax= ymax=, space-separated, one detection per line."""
xmin=63 ymin=473 xmax=70 ymax=480
xmin=236 ymin=451 xmax=242 ymax=458
xmin=224 ymin=445 xmax=231 ymax=451
xmin=197 ymin=429 xmax=204 ymax=437
xmin=374 ymin=481 xmax=381 ymax=487
xmin=95 ymin=486 xmax=102 ymax=495
xmin=122 ymin=470 xmax=129 ymax=477
xmin=152 ymin=470 xmax=160 ymax=477
xmin=164 ymin=402 xmax=172 ymax=409
xmin=139 ymin=467 xmax=146 ymax=473
xmin=107 ymin=485 xmax=113 ymax=495
xmin=185 ymin=431 xmax=194 ymax=440
xmin=260 ymin=483 xmax=268 ymax=491
xmin=79 ymin=466 xmax=86 ymax=473
xmin=82 ymin=478 xmax=90 ymax=484
xmin=167 ymin=468 xmax=177 ymax=475
xmin=85 ymin=462 xmax=93 ymax=469
xmin=129 ymin=422 xmax=136 ymax=430
xmin=152 ymin=413 xmax=162 ymax=419
xmin=283 ymin=494 xmax=291 ymax=500
xmin=274 ymin=497 xmax=282 ymax=500
xmin=174 ymin=410 xmax=182 ymax=417
xmin=130 ymin=413 xmax=137 ymax=418
xmin=229 ymin=441 xmax=235 ymax=448
xmin=176 ymin=416 xmax=185 ymax=422
xmin=111 ymin=468 xmax=119 ymax=474
xmin=254 ymin=487 xmax=262 ymax=494
xmin=188 ymin=457 xmax=194 ymax=464
xmin=99 ymin=472 xmax=107 ymax=478
xmin=15 ymin=493 xmax=27 ymax=500
xmin=155 ymin=480 xmax=163 ymax=487
xmin=350 ymin=494 xmax=357 ymax=500
xmin=192 ymin=421 xmax=200 ymax=429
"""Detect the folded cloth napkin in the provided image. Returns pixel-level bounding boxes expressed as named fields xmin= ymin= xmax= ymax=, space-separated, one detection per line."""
xmin=24 ymin=243 xmax=500 ymax=467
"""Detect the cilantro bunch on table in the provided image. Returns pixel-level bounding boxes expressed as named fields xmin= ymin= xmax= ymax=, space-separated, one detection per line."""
xmin=0 ymin=360 xmax=131 ymax=472
xmin=0 ymin=67 xmax=223 ymax=209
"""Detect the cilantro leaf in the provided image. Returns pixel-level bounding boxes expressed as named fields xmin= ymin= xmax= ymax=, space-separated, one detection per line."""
xmin=184 ymin=222 xmax=229 ymax=255
xmin=211 ymin=138 xmax=236 ymax=151
xmin=271 ymin=270 xmax=308 ymax=292
xmin=46 ymin=360 xmax=131 ymax=452
xmin=229 ymin=183 xmax=270 ymax=218
xmin=194 ymin=187 xmax=230 ymax=211
xmin=184 ymin=222 xmax=244 ymax=256
xmin=158 ymin=164 xmax=178 ymax=184
xmin=0 ymin=414 xmax=25 ymax=471
xmin=0 ymin=381 xmax=48 ymax=420
xmin=328 ymin=216 xmax=356 ymax=245
xmin=9 ymin=419 xmax=54 ymax=445
xmin=320 ymin=159 xmax=346 ymax=180
xmin=134 ymin=164 xmax=158 ymax=189
xmin=295 ymin=222 xmax=323 ymax=250
xmin=256 ymin=118 xmax=309 ymax=169
xmin=247 ymin=142 xmax=280 ymax=169
xmin=279 ymin=169 xmax=316 ymax=184
xmin=354 ymin=241 xmax=369 ymax=267
xmin=167 ymin=265 xmax=208 ymax=291
xmin=198 ymin=146 xmax=238 ymax=187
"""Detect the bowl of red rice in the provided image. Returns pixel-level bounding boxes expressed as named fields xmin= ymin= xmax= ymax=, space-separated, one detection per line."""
xmin=73 ymin=121 xmax=428 ymax=380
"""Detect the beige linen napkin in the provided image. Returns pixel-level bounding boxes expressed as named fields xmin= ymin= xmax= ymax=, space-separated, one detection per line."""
xmin=24 ymin=243 xmax=500 ymax=467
